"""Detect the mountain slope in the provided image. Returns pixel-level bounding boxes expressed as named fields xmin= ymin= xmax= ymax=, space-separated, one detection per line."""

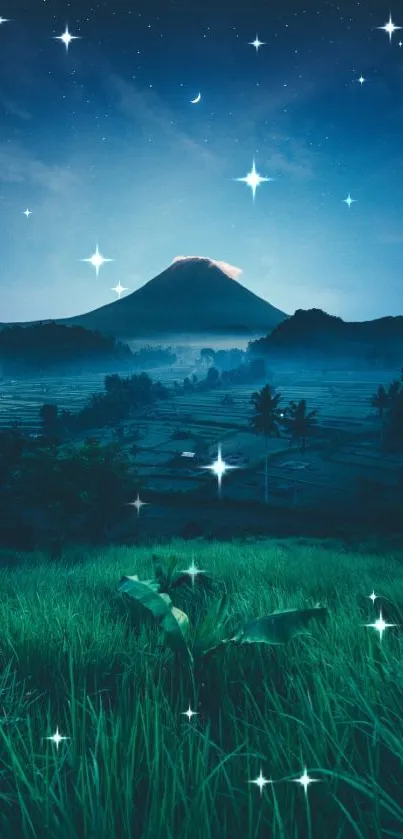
xmin=59 ymin=256 xmax=286 ymax=338
xmin=248 ymin=308 xmax=403 ymax=364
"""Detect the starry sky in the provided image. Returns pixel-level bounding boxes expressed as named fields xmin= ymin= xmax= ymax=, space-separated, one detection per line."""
xmin=1 ymin=0 xmax=402 ymax=323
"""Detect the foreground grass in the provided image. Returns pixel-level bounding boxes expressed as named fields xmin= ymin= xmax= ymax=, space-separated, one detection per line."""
xmin=0 ymin=537 xmax=402 ymax=839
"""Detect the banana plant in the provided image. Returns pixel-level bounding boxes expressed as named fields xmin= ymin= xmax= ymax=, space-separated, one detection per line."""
xmin=151 ymin=554 xmax=214 ymax=595
xmin=118 ymin=574 xmax=328 ymax=668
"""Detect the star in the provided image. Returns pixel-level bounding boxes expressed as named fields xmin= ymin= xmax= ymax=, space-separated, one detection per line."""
xmin=82 ymin=245 xmax=113 ymax=276
xmin=364 ymin=609 xmax=397 ymax=641
xmin=235 ymin=160 xmax=274 ymax=201
xmin=0 ymin=17 xmax=10 ymax=24
xmin=377 ymin=14 xmax=402 ymax=43
xmin=180 ymin=562 xmax=206 ymax=587
xmin=357 ymin=75 xmax=366 ymax=85
xmin=45 ymin=726 xmax=69 ymax=750
xmin=399 ymin=41 xmax=403 ymax=47
xmin=126 ymin=494 xmax=148 ymax=515
xmin=54 ymin=25 xmax=80 ymax=52
xmin=248 ymin=34 xmax=265 ymax=52
xmin=182 ymin=704 xmax=198 ymax=721
xmin=249 ymin=768 xmax=273 ymax=796
xmin=368 ymin=590 xmax=378 ymax=604
xmin=111 ymin=282 xmax=128 ymax=299
xmin=291 ymin=768 xmax=321 ymax=798
xmin=343 ymin=193 xmax=356 ymax=208
xmin=202 ymin=444 xmax=238 ymax=493
xmin=23 ymin=208 xmax=32 ymax=218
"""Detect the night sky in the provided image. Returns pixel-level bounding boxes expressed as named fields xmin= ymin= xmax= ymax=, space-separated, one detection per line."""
xmin=0 ymin=0 xmax=402 ymax=323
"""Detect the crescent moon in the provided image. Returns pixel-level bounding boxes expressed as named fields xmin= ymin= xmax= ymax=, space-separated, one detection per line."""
xmin=190 ymin=92 xmax=201 ymax=104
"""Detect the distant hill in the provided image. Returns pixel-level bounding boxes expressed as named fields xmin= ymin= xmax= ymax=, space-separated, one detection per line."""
xmin=0 ymin=322 xmax=133 ymax=376
xmin=248 ymin=308 xmax=403 ymax=366
xmin=55 ymin=256 xmax=287 ymax=339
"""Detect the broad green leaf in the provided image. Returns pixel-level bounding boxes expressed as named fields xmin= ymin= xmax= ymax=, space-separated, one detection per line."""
xmin=169 ymin=606 xmax=191 ymax=643
xmin=118 ymin=575 xmax=191 ymax=658
xmin=231 ymin=606 xmax=328 ymax=646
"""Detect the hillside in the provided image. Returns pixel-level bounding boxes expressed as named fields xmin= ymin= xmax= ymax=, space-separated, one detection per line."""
xmin=248 ymin=308 xmax=403 ymax=365
xmin=0 ymin=322 xmax=133 ymax=375
xmin=57 ymin=256 xmax=287 ymax=338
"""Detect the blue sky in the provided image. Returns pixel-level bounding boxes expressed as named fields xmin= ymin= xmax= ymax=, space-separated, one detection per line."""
xmin=0 ymin=0 xmax=402 ymax=322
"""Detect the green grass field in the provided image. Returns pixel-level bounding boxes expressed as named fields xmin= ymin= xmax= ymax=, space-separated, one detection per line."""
xmin=0 ymin=538 xmax=402 ymax=839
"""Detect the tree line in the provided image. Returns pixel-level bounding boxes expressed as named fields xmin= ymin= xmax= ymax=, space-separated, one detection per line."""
xmin=0 ymin=323 xmax=177 ymax=375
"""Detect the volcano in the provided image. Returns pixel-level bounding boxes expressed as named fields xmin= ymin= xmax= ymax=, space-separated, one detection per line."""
xmin=59 ymin=256 xmax=286 ymax=339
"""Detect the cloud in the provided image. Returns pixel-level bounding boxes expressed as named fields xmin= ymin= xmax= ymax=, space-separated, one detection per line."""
xmin=106 ymin=73 xmax=218 ymax=165
xmin=0 ymin=98 xmax=32 ymax=120
xmin=0 ymin=143 xmax=82 ymax=191
xmin=262 ymin=138 xmax=315 ymax=181
xmin=171 ymin=255 xmax=243 ymax=279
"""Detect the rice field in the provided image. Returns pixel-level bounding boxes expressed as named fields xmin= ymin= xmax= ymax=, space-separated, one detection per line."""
xmin=0 ymin=538 xmax=402 ymax=838
xmin=0 ymin=364 xmax=396 ymax=433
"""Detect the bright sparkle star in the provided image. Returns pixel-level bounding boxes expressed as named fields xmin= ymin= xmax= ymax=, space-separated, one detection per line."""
xmin=0 ymin=17 xmax=10 ymax=24
xmin=343 ymin=193 xmax=356 ymax=208
xmin=182 ymin=704 xmax=198 ymax=721
xmin=235 ymin=160 xmax=274 ymax=201
xmin=181 ymin=562 xmax=206 ymax=587
xmin=291 ymin=768 xmax=321 ymax=798
xmin=23 ymin=208 xmax=32 ymax=218
xmin=45 ymin=726 xmax=69 ymax=750
xmin=82 ymin=245 xmax=113 ymax=277
xmin=202 ymin=444 xmax=238 ymax=493
xmin=358 ymin=75 xmax=366 ymax=85
xmin=249 ymin=768 xmax=273 ymax=796
xmin=368 ymin=590 xmax=378 ymax=604
xmin=55 ymin=25 xmax=80 ymax=52
xmin=111 ymin=282 xmax=128 ymax=299
xmin=364 ymin=609 xmax=397 ymax=641
xmin=126 ymin=494 xmax=148 ymax=515
xmin=248 ymin=34 xmax=265 ymax=52
xmin=377 ymin=14 xmax=402 ymax=42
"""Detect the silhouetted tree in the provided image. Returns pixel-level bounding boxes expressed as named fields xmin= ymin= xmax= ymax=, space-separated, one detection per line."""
xmin=371 ymin=379 xmax=402 ymax=446
xmin=387 ymin=380 xmax=401 ymax=400
xmin=200 ymin=348 xmax=216 ymax=366
xmin=221 ymin=359 xmax=271 ymax=385
xmin=18 ymin=439 xmax=134 ymax=543
xmin=0 ymin=322 xmax=132 ymax=374
xmin=370 ymin=385 xmax=389 ymax=419
xmin=250 ymin=384 xmax=283 ymax=504
xmin=77 ymin=373 xmax=168 ymax=430
xmin=131 ymin=346 xmax=176 ymax=368
xmin=206 ymin=366 xmax=220 ymax=387
xmin=282 ymin=399 xmax=318 ymax=451
xmin=384 ymin=390 xmax=403 ymax=454
xmin=39 ymin=403 xmax=59 ymax=437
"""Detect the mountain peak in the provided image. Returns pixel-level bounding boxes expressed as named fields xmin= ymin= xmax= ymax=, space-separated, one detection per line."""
xmin=170 ymin=255 xmax=243 ymax=281
xmin=57 ymin=256 xmax=287 ymax=339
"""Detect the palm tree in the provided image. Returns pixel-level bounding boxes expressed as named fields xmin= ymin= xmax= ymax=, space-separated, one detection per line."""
xmin=250 ymin=384 xmax=283 ymax=504
xmin=282 ymin=399 xmax=318 ymax=452
xmin=371 ymin=381 xmax=401 ymax=447
xmin=370 ymin=385 xmax=389 ymax=419
xmin=384 ymin=390 xmax=403 ymax=456
xmin=387 ymin=380 xmax=401 ymax=401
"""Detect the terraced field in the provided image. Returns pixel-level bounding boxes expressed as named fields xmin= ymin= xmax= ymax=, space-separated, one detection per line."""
xmin=0 ymin=362 xmax=193 ymax=431
xmin=0 ymin=364 xmax=396 ymax=433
